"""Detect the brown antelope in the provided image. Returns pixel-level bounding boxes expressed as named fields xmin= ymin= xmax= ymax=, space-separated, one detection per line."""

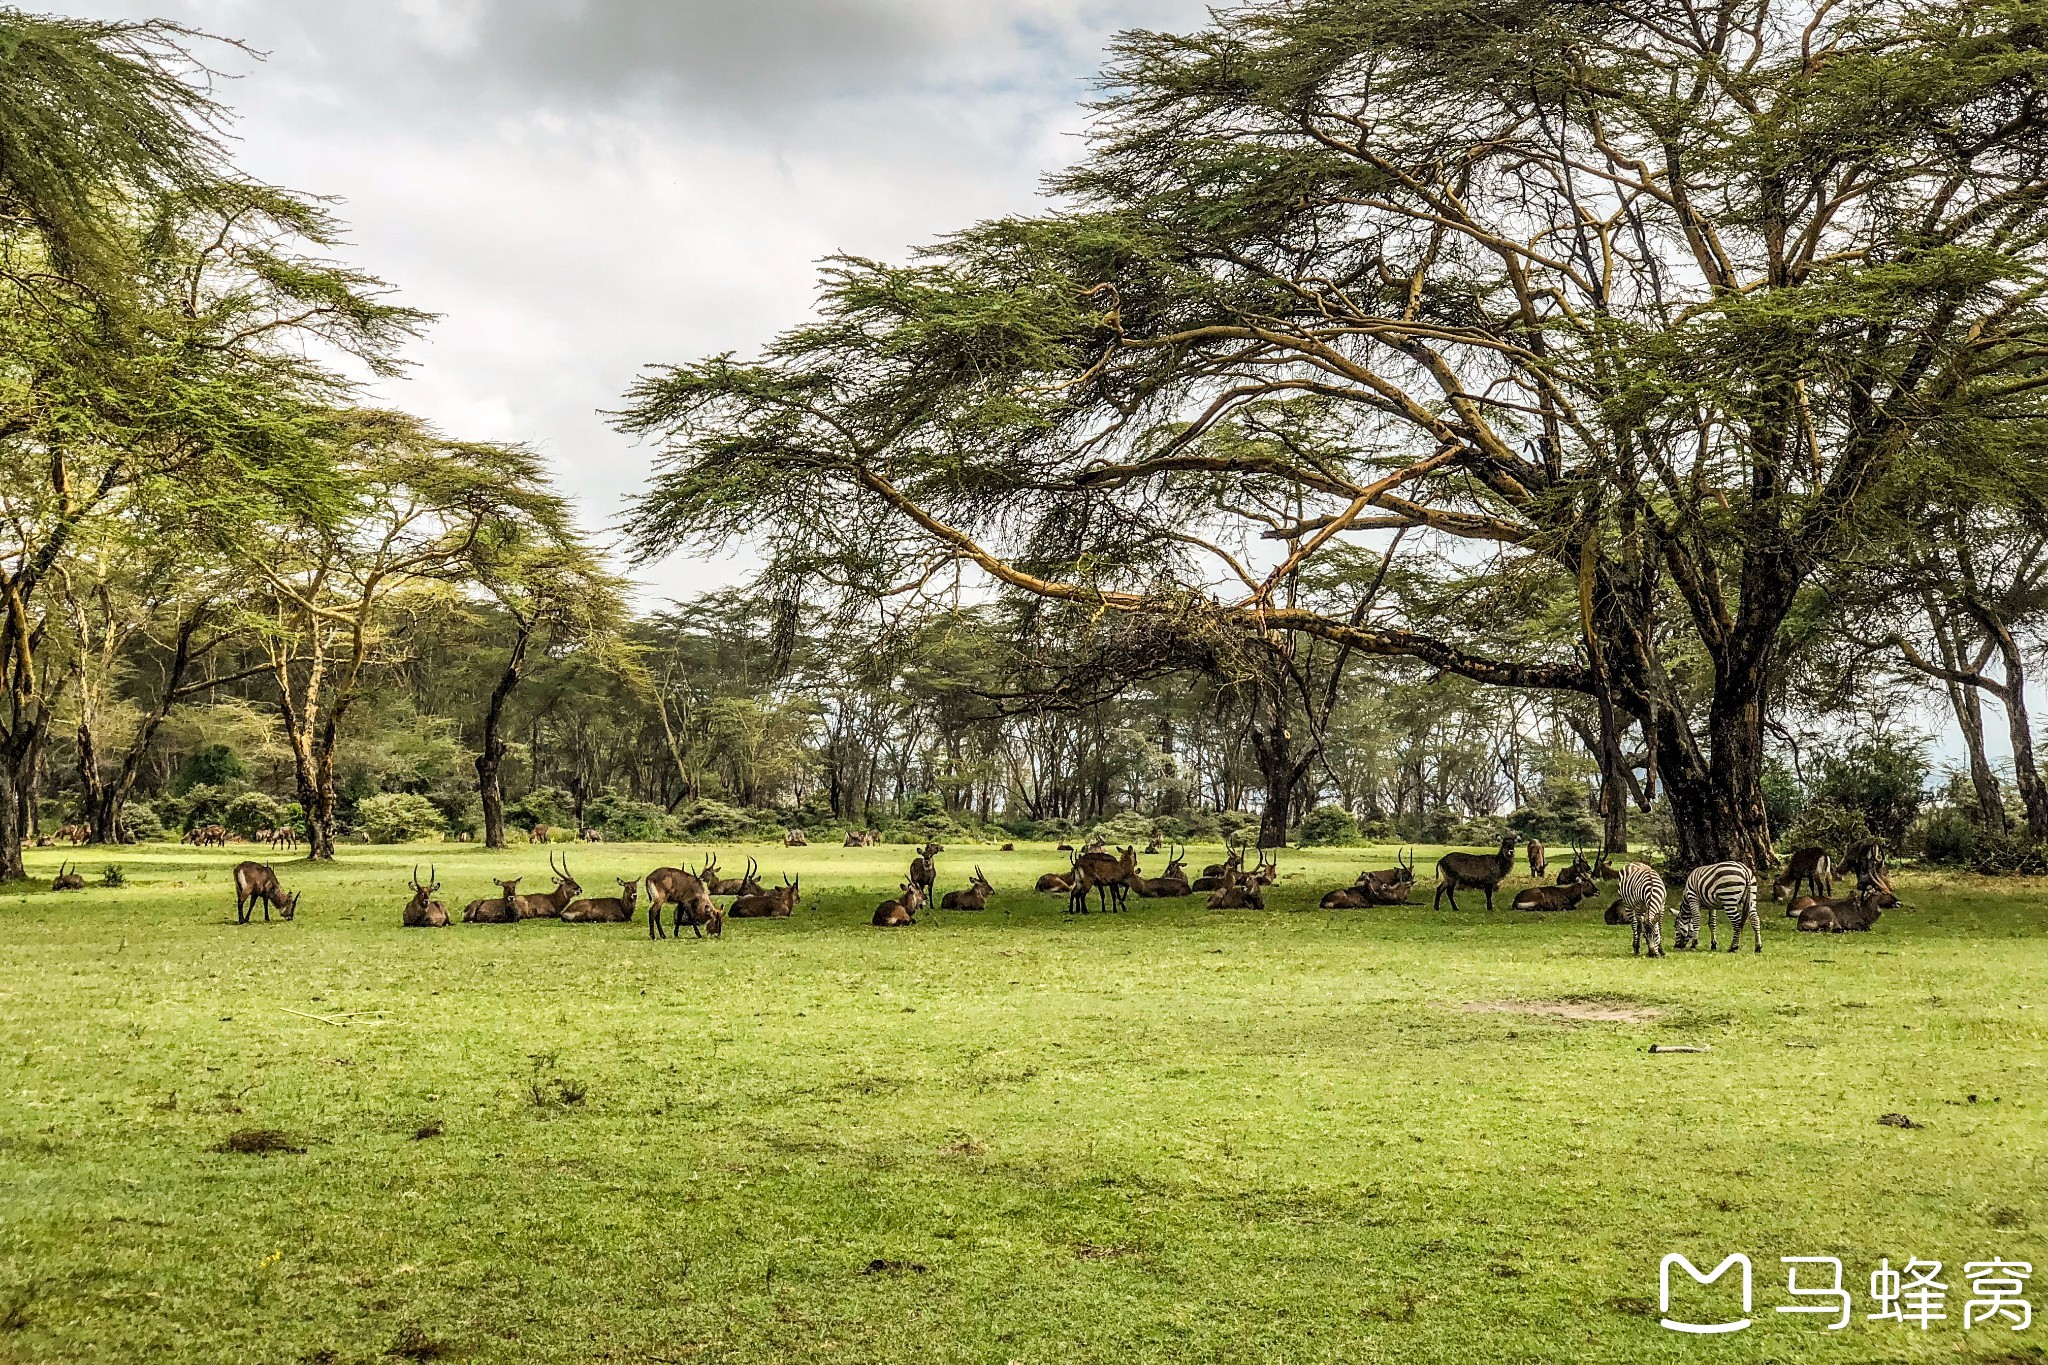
xmin=403 ymin=866 xmax=450 ymax=927
xmin=873 ymin=882 xmax=924 ymax=927
xmin=1000 ymin=842 xmax=1015 ymax=852
xmin=699 ymin=854 xmax=759 ymax=898
xmin=731 ymin=875 xmax=800 ymax=919
xmin=1526 ymin=839 xmax=1547 ymax=876
xmin=939 ymin=867 xmax=993 ymax=911
xmin=463 ymin=877 xmax=526 ymax=924
xmin=1592 ymin=851 xmax=1619 ymax=881
xmin=527 ymin=824 xmax=553 ymax=844
xmin=1143 ymin=835 xmax=1163 ymax=855
xmin=908 ymin=843 xmax=940 ymax=904
xmin=1192 ymin=842 xmax=1245 ymax=893
xmin=784 ymin=828 xmax=808 ymax=847
xmin=51 ymin=861 xmax=86 ymax=892
xmin=1248 ymin=848 xmax=1279 ymax=887
xmin=1842 ymin=839 xmax=1891 ymax=895
xmin=579 ymin=828 xmax=605 ymax=843
xmin=1511 ymin=876 xmax=1597 ymax=912
xmin=1205 ymin=865 xmax=1265 ymax=910
xmin=519 ymin=853 xmax=583 ymax=919
xmin=842 ymin=829 xmax=865 ymax=848
xmin=1134 ymin=846 xmax=1193 ymax=899
xmin=1434 ymin=837 xmax=1517 ymax=912
xmin=562 ymin=878 xmax=639 ymax=924
xmin=1772 ymin=846 xmax=1833 ymax=902
xmin=1790 ymin=887 xmax=1894 ymax=933
xmin=1355 ymin=848 xmax=1416 ymax=901
xmin=233 ymin=862 xmax=299 ymax=923
xmin=1035 ymin=853 xmax=1079 ymax=894
xmin=1068 ymin=845 xmax=1137 ymax=914
xmin=645 ymin=865 xmax=721 ymax=939
xmin=55 ymin=824 xmax=88 ymax=846
xmin=1554 ymin=847 xmax=1593 ymax=886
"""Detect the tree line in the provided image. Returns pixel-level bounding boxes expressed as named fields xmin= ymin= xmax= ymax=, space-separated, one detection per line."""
xmin=6 ymin=5 xmax=2048 ymax=878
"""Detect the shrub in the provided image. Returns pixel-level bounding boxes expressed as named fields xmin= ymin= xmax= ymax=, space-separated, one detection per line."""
xmin=1970 ymin=830 xmax=2048 ymax=876
xmin=1091 ymin=810 xmax=1159 ymax=845
xmin=583 ymin=793 xmax=670 ymax=843
xmin=174 ymin=743 xmax=246 ymax=795
xmin=223 ymin=791 xmax=286 ymax=840
xmin=671 ymin=799 xmax=777 ymax=841
xmin=1914 ymin=807 xmax=1977 ymax=866
xmin=1806 ymin=736 xmax=1929 ymax=847
xmin=101 ymin=865 xmax=125 ymax=888
xmin=1298 ymin=805 xmax=1361 ymax=847
xmin=1782 ymin=801 xmax=1872 ymax=859
xmin=119 ymin=802 xmax=165 ymax=843
xmin=509 ymin=786 xmax=575 ymax=834
xmin=356 ymin=793 xmax=446 ymax=844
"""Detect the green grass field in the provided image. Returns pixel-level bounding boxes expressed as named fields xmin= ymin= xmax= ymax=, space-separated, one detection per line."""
xmin=1 ymin=841 xmax=2043 ymax=1364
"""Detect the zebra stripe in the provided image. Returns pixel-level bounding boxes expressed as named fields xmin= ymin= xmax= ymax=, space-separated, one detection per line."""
xmin=1684 ymin=862 xmax=1762 ymax=953
xmin=1617 ymin=863 xmax=1666 ymax=958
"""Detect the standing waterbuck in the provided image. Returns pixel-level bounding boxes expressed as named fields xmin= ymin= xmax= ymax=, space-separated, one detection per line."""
xmin=1433 ymin=837 xmax=1517 ymax=912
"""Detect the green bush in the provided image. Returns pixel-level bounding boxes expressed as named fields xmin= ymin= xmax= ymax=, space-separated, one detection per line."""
xmin=1298 ymin=805 xmax=1361 ymax=847
xmin=509 ymin=786 xmax=575 ymax=834
xmin=1090 ymin=811 xmax=1159 ymax=846
xmin=173 ymin=744 xmax=246 ymax=795
xmin=223 ymin=791 xmax=285 ymax=840
xmin=356 ymin=793 xmax=446 ymax=845
xmin=1914 ymin=807 xmax=1977 ymax=866
xmin=1970 ymin=830 xmax=2048 ymax=876
xmin=1782 ymin=801 xmax=1872 ymax=859
xmin=119 ymin=802 xmax=165 ymax=843
xmin=1807 ymin=737 xmax=1929 ymax=847
xmin=583 ymin=793 xmax=670 ymax=842
xmin=671 ymin=799 xmax=777 ymax=841
xmin=101 ymin=865 xmax=126 ymax=888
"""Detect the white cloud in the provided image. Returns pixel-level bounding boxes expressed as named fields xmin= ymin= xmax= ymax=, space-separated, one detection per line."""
xmin=40 ymin=0 xmax=1211 ymax=600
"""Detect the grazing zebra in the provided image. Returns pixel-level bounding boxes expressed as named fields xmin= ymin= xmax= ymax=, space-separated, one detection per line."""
xmin=1616 ymin=862 xmax=1667 ymax=957
xmin=1684 ymin=862 xmax=1762 ymax=953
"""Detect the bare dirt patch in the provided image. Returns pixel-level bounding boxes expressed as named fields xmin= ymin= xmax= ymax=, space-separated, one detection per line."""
xmin=1459 ymin=999 xmax=1663 ymax=1023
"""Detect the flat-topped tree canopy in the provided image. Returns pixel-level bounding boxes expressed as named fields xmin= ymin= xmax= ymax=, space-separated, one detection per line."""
xmin=622 ymin=0 xmax=2048 ymax=872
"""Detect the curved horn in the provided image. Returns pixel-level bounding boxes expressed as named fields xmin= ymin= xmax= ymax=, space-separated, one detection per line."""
xmin=429 ymin=864 xmax=438 ymax=888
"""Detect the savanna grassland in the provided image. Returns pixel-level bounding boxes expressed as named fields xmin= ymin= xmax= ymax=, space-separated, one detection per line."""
xmin=1 ymin=842 xmax=2044 ymax=1365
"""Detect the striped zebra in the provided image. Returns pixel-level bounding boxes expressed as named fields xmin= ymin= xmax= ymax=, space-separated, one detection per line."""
xmin=1616 ymin=863 xmax=1667 ymax=957
xmin=1684 ymin=862 xmax=1762 ymax=953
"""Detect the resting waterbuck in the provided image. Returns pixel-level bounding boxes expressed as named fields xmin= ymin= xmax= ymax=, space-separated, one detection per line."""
xmin=51 ymin=861 xmax=86 ymax=892
xmin=233 ymin=862 xmax=300 ymax=924
xmin=562 ymin=878 xmax=639 ymax=924
xmin=1843 ymin=839 xmax=1891 ymax=895
xmin=645 ymin=865 xmax=721 ymax=939
xmin=1555 ymin=847 xmax=1592 ymax=885
xmin=1192 ymin=843 xmax=1245 ymax=894
xmin=783 ymin=828 xmax=808 ymax=847
xmin=1433 ymin=837 xmax=1517 ymax=912
xmin=1133 ymin=845 xmax=1193 ymax=899
xmin=873 ymin=882 xmax=924 ymax=927
xmin=1510 ymin=876 xmax=1597 ymax=913
xmin=731 ymin=875 xmax=800 ymax=919
xmin=519 ymin=853 xmax=583 ymax=919
xmin=1771 ymin=846 xmax=1833 ymax=902
xmin=1205 ymin=865 xmax=1266 ymax=910
xmin=704 ymin=855 xmax=762 ymax=899
xmin=403 ymin=865 xmax=449 ymax=927
xmin=939 ymin=867 xmax=993 ymax=911
xmin=1036 ymin=852 xmax=1080 ymax=894
xmin=463 ymin=877 xmax=526 ymax=925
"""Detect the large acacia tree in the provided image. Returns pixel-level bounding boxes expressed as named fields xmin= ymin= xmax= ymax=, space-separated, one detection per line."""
xmin=624 ymin=0 xmax=2048 ymax=870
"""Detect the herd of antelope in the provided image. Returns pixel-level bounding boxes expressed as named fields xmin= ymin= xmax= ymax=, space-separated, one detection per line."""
xmin=37 ymin=819 xmax=1900 ymax=958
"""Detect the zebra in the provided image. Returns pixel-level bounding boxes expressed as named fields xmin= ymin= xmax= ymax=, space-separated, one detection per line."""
xmin=1616 ymin=862 xmax=1667 ymax=957
xmin=1684 ymin=861 xmax=1762 ymax=953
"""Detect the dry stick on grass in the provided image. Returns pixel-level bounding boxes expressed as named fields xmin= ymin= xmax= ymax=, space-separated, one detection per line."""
xmin=280 ymin=1008 xmax=390 ymax=1027
xmin=1646 ymin=1045 xmax=1710 ymax=1054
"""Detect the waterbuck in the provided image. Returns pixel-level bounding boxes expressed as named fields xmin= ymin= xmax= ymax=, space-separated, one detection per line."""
xmin=784 ymin=828 xmax=808 ymax=847
xmin=51 ymin=861 xmax=86 ymax=892
xmin=908 ymin=843 xmax=941 ymax=903
xmin=1434 ymin=837 xmax=1517 ymax=912
xmin=1068 ymin=845 xmax=1137 ymax=914
xmin=520 ymin=853 xmax=583 ymax=919
xmin=527 ymin=825 xmax=553 ymax=844
xmin=645 ymin=865 xmax=721 ymax=939
xmin=731 ymin=875 xmax=800 ymax=919
xmin=704 ymin=855 xmax=762 ymax=899
xmin=1526 ymin=840 xmax=1547 ymax=876
xmin=1511 ymin=875 xmax=1597 ymax=913
xmin=1035 ymin=860 xmax=1077 ymax=894
xmin=939 ymin=867 xmax=993 ymax=911
xmin=403 ymin=865 xmax=449 ymax=927
xmin=1843 ymin=839 xmax=1892 ymax=895
xmin=1555 ymin=847 xmax=1593 ymax=886
xmin=1192 ymin=843 xmax=1245 ymax=894
xmin=1134 ymin=846 xmax=1193 ymax=899
xmin=463 ymin=877 xmax=526 ymax=925
xmin=1205 ymin=865 xmax=1266 ymax=910
xmin=1771 ymin=846 xmax=1833 ymax=902
xmin=233 ymin=862 xmax=300 ymax=924
xmin=1353 ymin=848 xmax=1417 ymax=902
xmin=873 ymin=882 xmax=924 ymax=927
xmin=562 ymin=878 xmax=640 ymax=924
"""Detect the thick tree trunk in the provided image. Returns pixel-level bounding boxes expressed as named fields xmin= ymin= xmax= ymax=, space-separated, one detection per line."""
xmin=75 ymin=719 xmax=109 ymax=842
xmin=1948 ymin=679 xmax=2007 ymax=831
xmin=476 ymin=626 xmax=531 ymax=850
xmin=0 ymin=736 xmax=26 ymax=882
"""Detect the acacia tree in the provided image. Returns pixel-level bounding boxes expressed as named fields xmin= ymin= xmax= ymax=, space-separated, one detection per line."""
xmin=623 ymin=0 xmax=2048 ymax=871
xmin=470 ymin=523 xmax=624 ymax=848
xmin=233 ymin=412 xmax=564 ymax=859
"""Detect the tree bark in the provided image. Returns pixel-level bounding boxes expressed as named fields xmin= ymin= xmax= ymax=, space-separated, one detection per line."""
xmin=476 ymin=622 xmax=533 ymax=849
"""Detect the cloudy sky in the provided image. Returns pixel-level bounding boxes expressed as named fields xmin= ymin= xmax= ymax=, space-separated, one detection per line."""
xmin=45 ymin=0 xmax=1210 ymax=600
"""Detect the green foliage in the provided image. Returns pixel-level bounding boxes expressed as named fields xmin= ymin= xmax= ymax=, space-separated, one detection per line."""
xmin=120 ymin=802 xmax=165 ymax=843
xmin=1914 ymin=807 xmax=1977 ymax=867
xmin=355 ymin=793 xmax=445 ymax=845
xmin=162 ymin=784 xmax=230 ymax=833
xmin=100 ymin=865 xmax=124 ymax=888
xmin=1783 ymin=802 xmax=1874 ymax=858
xmin=1806 ymin=738 xmax=1930 ymax=847
xmin=509 ymin=787 xmax=575 ymax=833
xmin=221 ymin=791 xmax=284 ymax=840
xmin=583 ymin=793 xmax=670 ymax=843
xmin=173 ymin=745 xmax=245 ymax=796
xmin=1762 ymin=761 xmax=1806 ymax=838
xmin=1297 ymin=805 xmax=1360 ymax=847
xmin=671 ymin=799 xmax=777 ymax=842
xmin=1090 ymin=810 xmax=1160 ymax=846
xmin=1969 ymin=831 xmax=2048 ymax=877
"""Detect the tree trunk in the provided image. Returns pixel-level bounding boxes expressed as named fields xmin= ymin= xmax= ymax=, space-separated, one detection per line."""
xmin=1989 ymin=628 xmax=2048 ymax=841
xmin=1948 ymin=678 xmax=2007 ymax=831
xmin=476 ymin=624 xmax=533 ymax=850
xmin=0 ymin=734 xmax=27 ymax=881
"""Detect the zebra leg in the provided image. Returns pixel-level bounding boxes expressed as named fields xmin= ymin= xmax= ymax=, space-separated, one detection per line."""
xmin=1709 ymin=902 xmax=1719 ymax=951
xmin=1632 ymin=913 xmax=1642 ymax=956
xmin=1649 ymin=909 xmax=1663 ymax=958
